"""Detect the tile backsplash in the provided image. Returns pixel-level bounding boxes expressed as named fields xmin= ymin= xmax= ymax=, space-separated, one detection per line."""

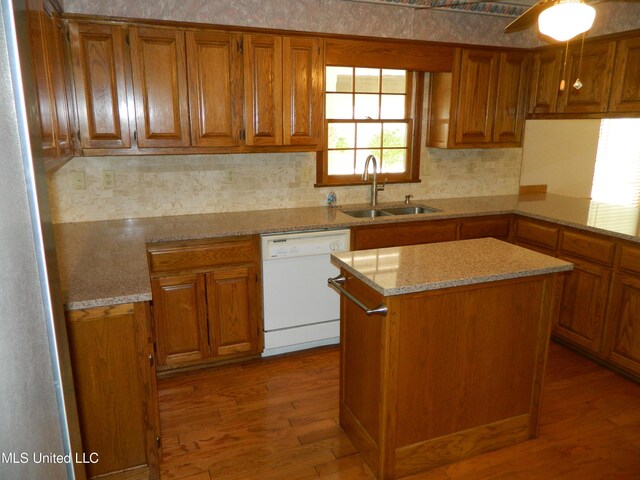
xmin=47 ymin=148 xmax=523 ymax=223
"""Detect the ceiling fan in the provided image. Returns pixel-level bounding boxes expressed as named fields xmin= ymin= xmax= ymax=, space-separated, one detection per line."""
xmin=505 ymin=0 xmax=640 ymax=41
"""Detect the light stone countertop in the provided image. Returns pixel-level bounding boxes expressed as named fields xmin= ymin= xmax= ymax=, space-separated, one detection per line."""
xmin=54 ymin=193 xmax=640 ymax=310
xmin=330 ymin=237 xmax=573 ymax=296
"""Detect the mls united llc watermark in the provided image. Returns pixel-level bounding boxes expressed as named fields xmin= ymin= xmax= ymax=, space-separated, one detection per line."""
xmin=1 ymin=452 xmax=98 ymax=464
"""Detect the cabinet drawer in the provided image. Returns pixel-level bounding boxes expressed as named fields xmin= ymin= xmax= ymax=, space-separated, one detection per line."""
xmin=619 ymin=245 xmax=640 ymax=274
xmin=352 ymin=220 xmax=459 ymax=250
xmin=560 ymin=230 xmax=616 ymax=266
xmin=459 ymin=215 xmax=511 ymax=240
xmin=147 ymin=237 xmax=256 ymax=274
xmin=514 ymin=218 xmax=559 ymax=251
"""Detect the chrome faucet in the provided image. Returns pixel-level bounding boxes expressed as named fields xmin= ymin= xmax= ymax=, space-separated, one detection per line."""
xmin=362 ymin=154 xmax=385 ymax=207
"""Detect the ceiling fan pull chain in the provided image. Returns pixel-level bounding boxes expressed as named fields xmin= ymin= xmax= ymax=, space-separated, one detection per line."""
xmin=573 ymin=32 xmax=586 ymax=90
xmin=559 ymin=39 xmax=570 ymax=91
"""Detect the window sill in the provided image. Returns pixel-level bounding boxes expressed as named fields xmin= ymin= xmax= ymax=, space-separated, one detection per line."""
xmin=314 ymin=179 xmax=422 ymax=188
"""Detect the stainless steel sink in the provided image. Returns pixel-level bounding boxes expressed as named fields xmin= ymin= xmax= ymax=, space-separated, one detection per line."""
xmin=381 ymin=205 xmax=440 ymax=215
xmin=342 ymin=205 xmax=440 ymax=218
xmin=342 ymin=209 xmax=392 ymax=218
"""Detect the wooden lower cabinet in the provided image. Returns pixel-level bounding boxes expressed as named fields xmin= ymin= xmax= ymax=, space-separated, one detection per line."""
xmin=352 ymin=219 xmax=459 ymax=250
xmin=555 ymin=256 xmax=611 ymax=354
xmin=604 ymin=274 xmax=640 ymax=377
xmin=148 ymin=236 xmax=262 ymax=371
xmin=66 ymin=303 xmax=160 ymax=480
xmin=459 ymin=215 xmax=511 ymax=240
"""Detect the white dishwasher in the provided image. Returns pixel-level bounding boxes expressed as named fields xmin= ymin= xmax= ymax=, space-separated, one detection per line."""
xmin=261 ymin=229 xmax=351 ymax=357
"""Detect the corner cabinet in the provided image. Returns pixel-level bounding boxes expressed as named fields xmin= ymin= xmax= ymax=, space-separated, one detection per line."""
xmin=147 ymin=236 xmax=263 ymax=371
xmin=66 ymin=303 xmax=160 ymax=480
xmin=244 ymin=33 xmax=323 ymax=147
xmin=427 ymin=47 xmax=528 ymax=148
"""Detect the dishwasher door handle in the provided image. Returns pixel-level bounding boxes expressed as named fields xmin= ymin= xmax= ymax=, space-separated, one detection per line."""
xmin=328 ymin=275 xmax=388 ymax=317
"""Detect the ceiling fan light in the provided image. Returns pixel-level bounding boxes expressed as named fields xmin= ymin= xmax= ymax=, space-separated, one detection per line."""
xmin=538 ymin=1 xmax=596 ymax=42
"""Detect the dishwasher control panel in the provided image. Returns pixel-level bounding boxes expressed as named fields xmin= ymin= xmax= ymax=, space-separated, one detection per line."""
xmin=262 ymin=229 xmax=351 ymax=259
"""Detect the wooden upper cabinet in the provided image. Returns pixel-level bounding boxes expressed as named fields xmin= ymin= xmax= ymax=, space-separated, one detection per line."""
xmin=129 ymin=27 xmax=191 ymax=148
xmin=244 ymin=34 xmax=283 ymax=146
xmin=557 ymin=40 xmax=616 ymax=114
xmin=528 ymin=48 xmax=562 ymax=114
xmin=428 ymin=47 xmax=527 ymax=148
xmin=453 ymin=49 xmax=499 ymax=145
xmin=493 ymin=51 xmax=528 ymax=144
xmin=609 ymin=37 xmax=640 ymax=113
xmin=69 ymin=22 xmax=131 ymax=149
xmin=186 ymin=30 xmax=243 ymax=147
xmin=282 ymin=36 xmax=323 ymax=146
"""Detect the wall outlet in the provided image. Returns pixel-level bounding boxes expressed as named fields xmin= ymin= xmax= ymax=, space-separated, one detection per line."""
xmin=71 ymin=171 xmax=85 ymax=190
xmin=222 ymin=169 xmax=234 ymax=184
xmin=102 ymin=170 xmax=115 ymax=189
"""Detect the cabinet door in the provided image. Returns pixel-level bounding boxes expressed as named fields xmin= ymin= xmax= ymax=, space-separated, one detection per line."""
xmin=130 ymin=27 xmax=190 ymax=148
xmin=69 ymin=22 xmax=131 ymax=149
xmin=244 ymin=34 xmax=283 ymax=146
xmin=206 ymin=266 xmax=261 ymax=357
xmin=528 ymin=49 xmax=562 ymax=114
xmin=609 ymin=37 xmax=640 ymax=113
xmin=27 ymin=1 xmax=55 ymax=157
xmin=282 ymin=36 xmax=323 ymax=146
xmin=555 ymin=256 xmax=611 ymax=354
xmin=453 ymin=49 xmax=499 ymax=145
xmin=186 ymin=30 xmax=243 ymax=147
xmin=605 ymin=274 xmax=640 ymax=377
xmin=557 ymin=41 xmax=616 ymax=114
xmin=493 ymin=52 xmax=527 ymax=144
xmin=151 ymin=273 xmax=209 ymax=367
xmin=66 ymin=303 xmax=159 ymax=479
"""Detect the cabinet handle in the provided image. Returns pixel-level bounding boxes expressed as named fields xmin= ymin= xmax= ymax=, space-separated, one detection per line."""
xmin=328 ymin=275 xmax=387 ymax=317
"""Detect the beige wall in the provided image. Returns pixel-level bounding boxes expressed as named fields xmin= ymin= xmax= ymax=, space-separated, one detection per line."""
xmin=520 ymin=119 xmax=601 ymax=198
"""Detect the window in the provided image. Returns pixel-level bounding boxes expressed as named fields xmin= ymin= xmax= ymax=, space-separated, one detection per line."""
xmin=317 ymin=67 xmax=421 ymax=186
xmin=588 ymin=118 xmax=640 ymax=234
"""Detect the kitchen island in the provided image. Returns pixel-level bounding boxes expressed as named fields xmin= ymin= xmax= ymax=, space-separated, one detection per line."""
xmin=330 ymin=238 xmax=573 ymax=479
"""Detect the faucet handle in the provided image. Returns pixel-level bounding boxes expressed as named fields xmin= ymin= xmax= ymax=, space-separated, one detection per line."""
xmin=378 ymin=178 xmax=387 ymax=192
xmin=405 ymin=194 xmax=413 ymax=204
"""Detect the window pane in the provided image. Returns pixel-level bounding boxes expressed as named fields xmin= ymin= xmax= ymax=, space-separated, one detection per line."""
xmin=355 ymin=68 xmax=380 ymax=93
xmin=326 ymin=66 xmax=353 ymax=93
xmin=356 ymin=123 xmax=382 ymax=149
xmin=383 ymin=123 xmax=408 ymax=148
xmin=328 ymin=149 xmax=355 ymax=175
xmin=326 ymin=93 xmax=353 ymax=119
xmin=381 ymin=95 xmax=405 ymax=119
xmin=355 ymin=94 xmax=379 ymax=119
xmin=328 ymin=123 xmax=355 ymax=149
xmin=381 ymin=149 xmax=407 ymax=173
xmin=356 ymin=149 xmax=381 ymax=175
xmin=381 ymin=69 xmax=406 ymax=93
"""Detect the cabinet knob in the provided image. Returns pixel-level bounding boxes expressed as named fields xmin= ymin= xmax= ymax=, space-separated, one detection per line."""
xmin=148 ymin=353 xmax=154 ymax=367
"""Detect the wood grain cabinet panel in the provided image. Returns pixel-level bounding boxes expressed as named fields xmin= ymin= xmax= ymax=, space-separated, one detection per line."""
xmin=243 ymin=34 xmax=283 ymax=146
xmin=151 ymin=273 xmax=209 ymax=366
xmin=428 ymin=48 xmax=528 ymax=148
xmin=148 ymin=236 xmax=262 ymax=371
xmin=282 ymin=36 xmax=323 ymax=146
xmin=609 ymin=37 xmax=640 ymax=113
xmin=605 ymin=274 xmax=640 ymax=377
xmin=129 ymin=26 xmax=191 ymax=148
xmin=66 ymin=303 xmax=159 ymax=480
xmin=528 ymin=48 xmax=562 ymax=114
xmin=459 ymin=215 xmax=511 ymax=240
xmin=206 ymin=266 xmax=260 ymax=357
xmin=69 ymin=22 xmax=131 ymax=150
xmin=560 ymin=229 xmax=616 ymax=266
xmin=557 ymin=40 xmax=616 ymax=114
xmin=453 ymin=49 xmax=499 ymax=145
xmin=555 ymin=256 xmax=611 ymax=354
xmin=352 ymin=219 xmax=459 ymax=250
xmin=493 ymin=52 xmax=528 ymax=144
xmin=513 ymin=217 xmax=560 ymax=252
xmin=186 ymin=30 xmax=243 ymax=147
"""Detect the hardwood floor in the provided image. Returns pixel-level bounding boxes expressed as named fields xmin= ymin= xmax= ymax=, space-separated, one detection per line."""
xmin=158 ymin=342 xmax=640 ymax=480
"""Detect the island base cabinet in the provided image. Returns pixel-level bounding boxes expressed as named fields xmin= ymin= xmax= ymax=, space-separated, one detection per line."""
xmin=339 ymin=272 xmax=562 ymax=479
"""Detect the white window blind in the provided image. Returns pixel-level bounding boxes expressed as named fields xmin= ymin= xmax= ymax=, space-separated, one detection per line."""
xmin=588 ymin=118 xmax=640 ymax=234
